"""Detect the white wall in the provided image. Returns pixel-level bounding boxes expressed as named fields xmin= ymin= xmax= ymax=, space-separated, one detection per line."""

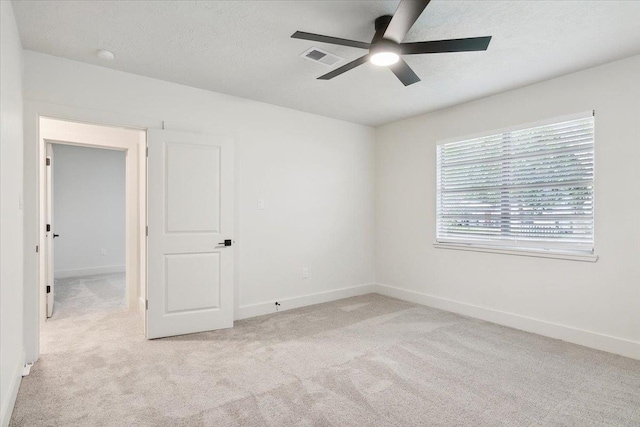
xmin=0 ymin=2 xmax=24 ymax=425
xmin=375 ymin=55 xmax=640 ymax=359
xmin=52 ymin=144 xmax=125 ymax=277
xmin=22 ymin=51 xmax=376 ymax=359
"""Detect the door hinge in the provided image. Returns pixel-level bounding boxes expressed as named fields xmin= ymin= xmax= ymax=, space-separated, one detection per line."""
xmin=146 ymin=226 xmax=148 ymax=236
xmin=46 ymin=285 xmax=51 ymax=294
xmin=145 ymin=300 xmax=148 ymax=310
xmin=36 ymin=245 xmax=39 ymax=253
xmin=46 ymin=224 xmax=51 ymax=232
xmin=46 ymin=158 xmax=51 ymax=166
xmin=146 ymin=146 xmax=149 ymax=157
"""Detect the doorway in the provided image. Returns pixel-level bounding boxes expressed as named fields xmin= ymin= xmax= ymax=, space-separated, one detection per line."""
xmin=39 ymin=118 xmax=146 ymax=336
xmin=46 ymin=143 xmax=127 ymax=318
xmin=28 ymin=112 xmax=235 ymax=363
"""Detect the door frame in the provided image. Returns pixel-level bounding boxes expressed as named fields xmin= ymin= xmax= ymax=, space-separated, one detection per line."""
xmin=45 ymin=142 xmax=53 ymax=318
xmin=24 ymin=101 xmax=155 ymax=362
xmin=41 ymin=118 xmax=144 ymax=317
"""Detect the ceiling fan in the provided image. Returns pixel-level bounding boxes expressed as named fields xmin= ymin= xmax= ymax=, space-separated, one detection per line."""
xmin=292 ymin=0 xmax=492 ymax=86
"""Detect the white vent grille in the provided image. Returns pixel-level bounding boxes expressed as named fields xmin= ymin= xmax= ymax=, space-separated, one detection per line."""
xmin=300 ymin=47 xmax=342 ymax=67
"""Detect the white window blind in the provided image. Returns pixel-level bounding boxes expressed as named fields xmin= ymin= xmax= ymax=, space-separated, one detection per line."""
xmin=436 ymin=113 xmax=595 ymax=254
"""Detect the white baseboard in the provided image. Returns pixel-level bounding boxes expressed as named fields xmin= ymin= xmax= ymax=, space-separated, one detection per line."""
xmin=375 ymin=284 xmax=640 ymax=360
xmin=236 ymin=284 xmax=377 ymax=321
xmin=54 ymin=265 xmax=125 ymax=279
xmin=1 ymin=351 xmax=24 ymax=427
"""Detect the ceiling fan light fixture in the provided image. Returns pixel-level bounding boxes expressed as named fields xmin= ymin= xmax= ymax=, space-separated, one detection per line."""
xmin=369 ymin=38 xmax=401 ymax=67
xmin=370 ymin=51 xmax=400 ymax=66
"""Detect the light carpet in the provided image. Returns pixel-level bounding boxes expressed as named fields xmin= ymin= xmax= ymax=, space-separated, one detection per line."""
xmin=49 ymin=273 xmax=126 ymax=319
xmin=10 ymin=277 xmax=640 ymax=426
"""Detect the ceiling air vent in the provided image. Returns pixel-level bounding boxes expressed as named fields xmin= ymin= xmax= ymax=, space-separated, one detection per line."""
xmin=300 ymin=47 xmax=342 ymax=67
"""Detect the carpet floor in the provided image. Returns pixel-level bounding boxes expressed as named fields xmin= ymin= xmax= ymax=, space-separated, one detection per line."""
xmin=10 ymin=278 xmax=640 ymax=426
xmin=49 ymin=273 xmax=126 ymax=319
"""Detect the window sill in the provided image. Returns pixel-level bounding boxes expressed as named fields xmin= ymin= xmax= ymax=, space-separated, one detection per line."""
xmin=433 ymin=242 xmax=598 ymax=263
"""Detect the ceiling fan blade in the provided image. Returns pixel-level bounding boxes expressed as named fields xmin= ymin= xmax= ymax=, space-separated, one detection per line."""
xmin=390 ymin=58 xmax=421 ymax=86
xmin=317 ymin=55 xmax=370 ymax=80
xmin=291 ymin=31 xmax=370 ymax=50
xmin=401 ymin=36 xmax=492 ymax=55
xmin=383 ymin=0 xmax=431 ymax=43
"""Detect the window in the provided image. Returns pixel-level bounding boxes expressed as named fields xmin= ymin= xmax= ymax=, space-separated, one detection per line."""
xmin=436 ymin=112 xmax=595 ymax=257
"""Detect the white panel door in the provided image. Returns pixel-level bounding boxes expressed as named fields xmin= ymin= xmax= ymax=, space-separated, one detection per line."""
xmin=146 ymin=129 xmax=234 ymax=339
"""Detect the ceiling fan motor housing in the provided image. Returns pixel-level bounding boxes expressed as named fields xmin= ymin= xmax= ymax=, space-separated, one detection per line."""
xmin=371 ymin=15 xmax=400 ymax=55
xmin=370 ymin=38 xmax=400 ymax=56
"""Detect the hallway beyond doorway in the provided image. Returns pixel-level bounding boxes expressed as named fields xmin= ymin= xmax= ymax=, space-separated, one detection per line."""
xmin=51 ymin=273 xmax=126 ymax=320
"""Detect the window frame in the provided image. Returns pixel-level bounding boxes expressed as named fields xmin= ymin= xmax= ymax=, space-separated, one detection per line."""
xmin=434 ymin=111 xmax=597 ymax=262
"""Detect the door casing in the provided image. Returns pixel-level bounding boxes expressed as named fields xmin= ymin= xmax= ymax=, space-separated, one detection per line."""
xmin=24 ymin=102 xmax=158 ymax=363
xmin=36 ymin=117 xmax=147 ymax=352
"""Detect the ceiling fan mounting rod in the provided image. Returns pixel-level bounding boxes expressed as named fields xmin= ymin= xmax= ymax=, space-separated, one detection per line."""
xmin=374 ymin=15 xmax=393 ymax=33
xmin=372 ymin=15 xmax=393 ymax=45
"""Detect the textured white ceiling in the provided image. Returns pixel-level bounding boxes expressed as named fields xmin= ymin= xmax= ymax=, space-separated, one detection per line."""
xmin=11 ymin=0 xmax=640 ymax=127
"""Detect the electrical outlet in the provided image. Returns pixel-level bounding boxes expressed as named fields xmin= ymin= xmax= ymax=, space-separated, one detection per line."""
xmin=302 ymin=267 xmax=309 ymax=279
xmin=257 ymin=198 xmax=265 ymax=210
xmin=100 ymin=249 xmax=107 ymax=256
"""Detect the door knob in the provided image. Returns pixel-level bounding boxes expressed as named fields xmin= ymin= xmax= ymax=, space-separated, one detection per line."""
xmin=216 ymin=239 xmax=232 ymax=248
xmin=53 ymin=234 xmax=60 ymax=239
